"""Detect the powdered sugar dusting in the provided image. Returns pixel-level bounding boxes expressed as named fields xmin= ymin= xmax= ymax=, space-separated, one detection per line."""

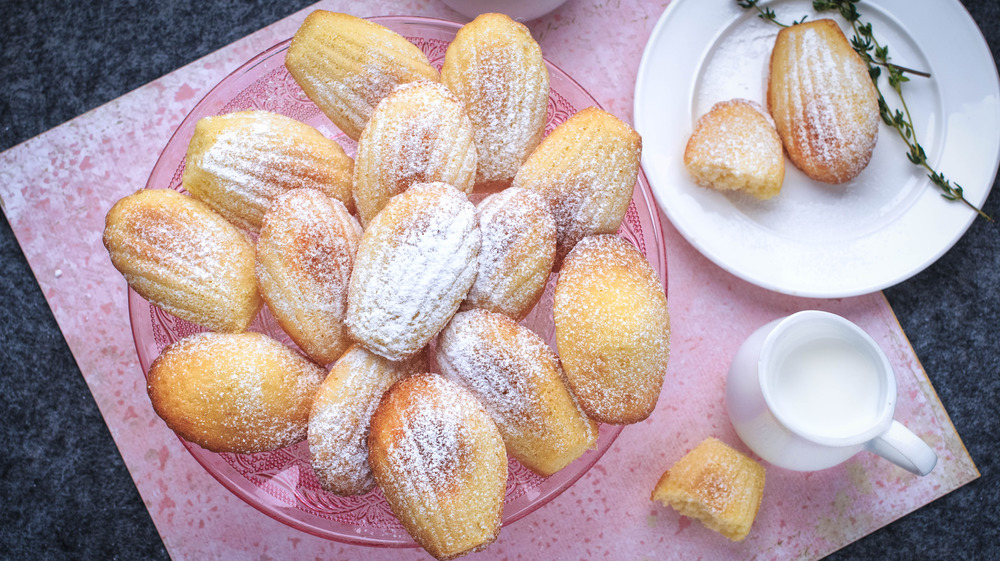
xmin=438 ymin=310 xmax=543 ymax=431
xmin=653 ymin=437 xmax=765 ymax=541
xmin=462 ymin=187 xmax=555 ymax=320
xmin=553 ymin=235 xmax=670 ymax=424
xmin=148 ymin=332 xmax=324 ymax=453
xmin=346 ymin=182 xmax=480 ymax=361
xmin=256 ymin=188 xmax=362 ymax=365
xmin=437 ymin=309 xmax=597 ymax=475
xmin=184 ymin=111 xmax=354 ymax=232
xmin=308 ymin=345 xmax=425 ymax=496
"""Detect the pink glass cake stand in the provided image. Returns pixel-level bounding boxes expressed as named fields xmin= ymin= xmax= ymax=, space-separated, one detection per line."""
xmin=128 ymin=15 xmax=668 ymax=547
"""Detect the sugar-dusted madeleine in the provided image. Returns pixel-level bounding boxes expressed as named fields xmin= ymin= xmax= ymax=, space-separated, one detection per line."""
xmin=369 ymin=374 xmax=507 ymax=561
xmin=441 ymin=12 xmax=549 ymax=191
xmin=768 ymin=19 xmax=879 ymax=184
xmin=285 ymin=10 xmax=441 ymax=141
xmin=309 ymin=345 xmax=427 ymax=496
xmin=353 ymin=81 xmax=478 ymax=227
xmin=438 ymin=309 xmax=597 ymax=476
xmin=181 ymin=110 xmax=355 ymax=234
xmin=346 ymin=182 xmax=480 ymax=361
xmin=684 ymin=99 xmax=785 ymax=200
xmin=460 ymin=187 xmax=555 ymax=321
xmin=256 ymin=189 xmax=362 ymax=366
xmin=651 ymin=437 xmax=765 ymax=542
xmin=512 ymin=107 xmax=642 ymax=267
xmin=103 ymin=188 xmax=261 ymax=333
xmin=554 ymin=235 xmax=669 ymax=424
xmin=147 ymin=332 xmax=326 ymax=454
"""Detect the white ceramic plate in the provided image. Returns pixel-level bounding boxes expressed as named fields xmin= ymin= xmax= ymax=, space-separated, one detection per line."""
xmin=634 ymin=0 xmax=999 ymax=297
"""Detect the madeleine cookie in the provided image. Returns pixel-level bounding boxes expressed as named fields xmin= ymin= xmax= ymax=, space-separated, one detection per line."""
xmin=309 ymin=344 xmax=427 ymax=496
xmin=512 ymin=107 xmax=642 ymax=267
xmin=553 ymin=235 xmax=669 ymax=424
xmin=286 ymin=11 xmax=441 ymax=141
xmin=369 ymin=374 xmax=507 ymax=561
xmin=684 ymin=99 xmax=785 ymax=199
xmin=181 ymin=110 xmax=355 ymax=233
xmin=353 ymin=81 xmax=478 ymax=227
xmin=256 ymin=189 xmax=362 ymax=365
xmin=438 ymin=309 xmax=597 ymax=476
xmin=147 ymin=332 xmax=325 ymax=454
xmin=651 ymin=437 xmax=765 ymax=542
xmin=461 ymin=187 xmax=555 ymax=321
xmin=442 ymin=12 xmax=549 ymax=191
xmin=103 ymin=189 xmax=261 ymax=333
xmin=768 ymin=19 xmax=879 ymax=184
xmin=346 ymin=182 xmax=480 ymax=361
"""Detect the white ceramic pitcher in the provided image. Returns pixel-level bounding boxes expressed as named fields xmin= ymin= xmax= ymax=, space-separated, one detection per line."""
xmin=726 ymin=310 xmax=937 ymax=475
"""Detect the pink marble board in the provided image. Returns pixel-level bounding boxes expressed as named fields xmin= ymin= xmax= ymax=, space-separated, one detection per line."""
xmin=0 ymin=1 xmax=978 ymax=559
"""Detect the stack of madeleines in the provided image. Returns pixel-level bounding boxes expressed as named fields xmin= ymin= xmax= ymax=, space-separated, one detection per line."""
xmin=103 ymin=11 xmax=670 ymax=560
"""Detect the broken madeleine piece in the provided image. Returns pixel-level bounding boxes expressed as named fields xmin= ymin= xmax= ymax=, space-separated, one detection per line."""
xmin=651 ymin=437 xmax=766 ymax=542
xmin=684 ymin=99 xmax=784 ymax=200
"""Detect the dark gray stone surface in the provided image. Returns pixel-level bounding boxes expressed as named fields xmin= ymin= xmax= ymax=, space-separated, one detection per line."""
xmin=1 ymin=1 xmax=997 ymax=559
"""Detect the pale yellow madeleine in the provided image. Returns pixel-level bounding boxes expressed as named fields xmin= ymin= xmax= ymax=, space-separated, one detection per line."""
xmin=369 ymin=374 xmax=506 ymax=561
xmin=353 ymin=81 xmax=478 ymax=227
xmin=182 ymin=110 xmax=355 ymax=233
xmin=461 ymin=187 xmax=555 ymax=321
xmin=512 ymin=107 xmax=642 ymax=268
xmin=553 ymin=235 xmax=669 ymax=425
xmin=309 ymin=344 xmax=427 ymax=496
xmin=148 ymin=332 xmax=325 ymax=454
xmin=438 ymin=309 xmax=597 ymax=476
xmin=442 ymin=12 xmax=549 ymax=191
xmin=256 ymin=188 xmax=362 ymax=365
xmin=103 ymin=188 xmax=261 ymax=333
xmin=286 ymin=10 xmax=441 ymax=141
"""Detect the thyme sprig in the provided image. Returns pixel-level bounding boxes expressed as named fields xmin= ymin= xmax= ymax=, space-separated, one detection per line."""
xmin=737 ymin=0 xmax=991 ymax=220
xmin=736 ymin=0 xmax=808 ymax=27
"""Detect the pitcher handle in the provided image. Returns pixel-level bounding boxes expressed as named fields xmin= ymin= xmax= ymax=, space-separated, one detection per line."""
xmin=865 ymin=421 xmax=937 ymax=476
